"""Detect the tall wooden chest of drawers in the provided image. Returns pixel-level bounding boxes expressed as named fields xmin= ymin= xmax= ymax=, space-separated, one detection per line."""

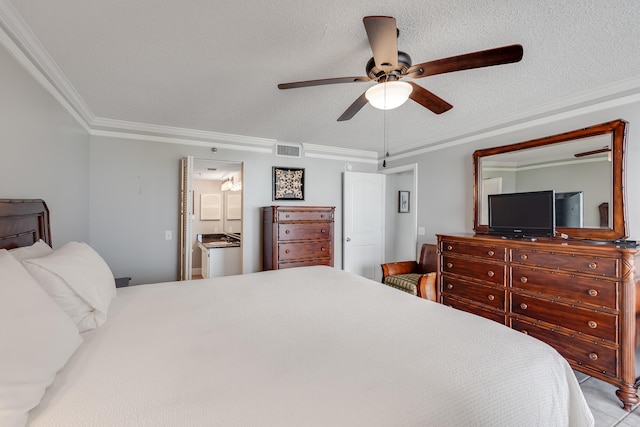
xmin=437 ymin=233 xmax=640 ymax=410
xmin=262 ymin=206 xmax=335 ymax=270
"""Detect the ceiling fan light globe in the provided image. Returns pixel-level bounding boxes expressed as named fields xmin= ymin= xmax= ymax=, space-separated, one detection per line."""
xmin=365 ymin=81 xmax=412 ymax=110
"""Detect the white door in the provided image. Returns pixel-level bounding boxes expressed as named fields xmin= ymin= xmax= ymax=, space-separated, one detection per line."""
xmin=343 ymin=171 xmax=385 ymax=281
xmin=179 ymin=156 xmax=194 ymax=280
xmin=481 ymin=177 xmax=503 ymax=224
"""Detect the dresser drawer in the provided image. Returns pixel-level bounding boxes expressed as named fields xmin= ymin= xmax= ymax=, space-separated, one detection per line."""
xmin=441 ymin=276 xmax=505 ymax=311
xmin=441 ymin=241 xmax=506 ymax=261
xmin=511 ymin=266 xmax=618 ymax=309
xmin=511 ymin=248 xmax=619 ymax=278
xmin=278 ymin=223 xmax=332 ymax=241
xmin=442 ymin=255 xmax=506 ymax=286
xmin=277 ymin=209 xmax=333 ymax=222
xmin=278 ymin=258 xmax=332 ymax=269
xmin=442 ymin=295 xmax=506 ymax=324
xmin=512 ymin=319 xmax=617 ymax=376
xmin=278 ymin=241 xmax=332 ymax=261
xmin=511 ymin=293 xmax=617 ymax=342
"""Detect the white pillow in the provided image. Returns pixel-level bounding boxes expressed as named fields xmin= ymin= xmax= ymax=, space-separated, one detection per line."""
xmin=23 ymin=242 xmax=116 ymax=332
xmin=9 ymin=239 xmax=52 ymax=262
xmin=0 ymin=249 xmax=82 ymax=427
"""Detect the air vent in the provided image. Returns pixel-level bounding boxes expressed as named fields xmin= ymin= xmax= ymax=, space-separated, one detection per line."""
xmin=276 ymin=142 xmax=302 ymax=158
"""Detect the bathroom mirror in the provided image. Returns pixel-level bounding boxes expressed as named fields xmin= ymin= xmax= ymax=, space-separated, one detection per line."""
xmin=473 ymin=120 xmax=627 ymax=240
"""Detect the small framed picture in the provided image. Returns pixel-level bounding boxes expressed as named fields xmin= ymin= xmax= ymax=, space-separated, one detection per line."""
xmin=398 ymin=190 xmax=410 ymax=213
xmin=273 ymin=167 xmax=305 ymax=201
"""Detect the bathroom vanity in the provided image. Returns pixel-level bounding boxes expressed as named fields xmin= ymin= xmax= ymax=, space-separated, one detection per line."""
xmin=197 ymin=233 xmax=241 ymax=278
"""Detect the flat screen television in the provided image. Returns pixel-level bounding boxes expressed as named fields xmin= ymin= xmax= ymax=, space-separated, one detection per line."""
xmin=488 ymin=190 xmax=555 ymax=237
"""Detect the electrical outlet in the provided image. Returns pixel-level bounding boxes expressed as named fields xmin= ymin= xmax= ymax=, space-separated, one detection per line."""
xmin=165 ymin=230 xmax=172 ymax=240
xmin=214 ymin=226 xmax=219 ymax=233
xmin=418 ymin=227 xmax=426 ymax=236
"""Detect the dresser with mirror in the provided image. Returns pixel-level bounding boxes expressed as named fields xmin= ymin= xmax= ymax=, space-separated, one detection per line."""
xmin=437 ymin=119 xmax=640 ymax=410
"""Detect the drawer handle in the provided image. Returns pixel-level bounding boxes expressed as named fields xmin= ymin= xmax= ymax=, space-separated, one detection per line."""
xmin=520 ymin=254 xmax=528 ymax=260
xmin=321 ymin=247 xmax=326 ymax=252
xmin=487 ymin=294 xmax=495 ymax=301
xmin=588 ymin=321 xmax=598 ymax=329
xmin=589 ymin=353 xmax=599 ymax=360
xmin=520 ymin=303 xmax=528 ymax=310
xmin=588 ymin=289 xmax=598 ymax=297
xmin=520 ymin=276 xmax=528 ymax=283
xmin=285 ymin=230 xmax=290 ymax=234
xmin=588 ymin=262 xmax=597 ymax=269
xmin=487 ymin=271 xmax=495 ymax=277
xmin=286 ymin=214 xmax=290 ymax=218
xmin=285 ymin=249 xmax=290 ymax=254
xmin=320 ymin=214 xmax=325 ymax=218
xmin=447 ymin=262 xmax=453 ymax=268
xmin=487 ymin=250 xmax=495 ymax=256
xmin=447 ymin=283 xmax=454 ymax=290
xmin=521 ymin=330 xmax=529 ymax=335
xmin=321 ymin=229 xmax=326 ymax=233
xmin=447 ymin=245 xmax=453 ymax=251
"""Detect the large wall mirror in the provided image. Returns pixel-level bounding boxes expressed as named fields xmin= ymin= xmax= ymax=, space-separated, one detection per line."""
xmin=473 ymin=120 xmax=627 ymax=240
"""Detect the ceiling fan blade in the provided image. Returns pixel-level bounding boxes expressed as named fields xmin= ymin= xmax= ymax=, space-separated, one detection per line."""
xmin=363 ymin=16 xmax=398 ymax=72
xmin=574 ymin=147 xmax=611 ymax=158
xmin=278 ymin=76 xmax=370 ymax=90
xmin=408 ymin=82 xmax=453 ymax=114
xmin=406 ymin=44 xmax=524 ymax=79
xmin=337 ymin=92 xmax=369 ymax=121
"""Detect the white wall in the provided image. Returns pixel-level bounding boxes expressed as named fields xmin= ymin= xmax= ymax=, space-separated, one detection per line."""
xmin=88 ymin=136 xmax=376 ymax=284
xmin=384 ymin=170 xmax=416 ymax=262
xmin=0 ymin=43 xmax=90 ymax=246
xmin=386 ymin=99 xmax=640 ymax=244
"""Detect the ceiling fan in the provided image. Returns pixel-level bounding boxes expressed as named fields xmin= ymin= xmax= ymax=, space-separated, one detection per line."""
xmin=278 ymin=16 xmax=524 ymax=121
xmin=574 ymin=146 xmax=611 ymax=158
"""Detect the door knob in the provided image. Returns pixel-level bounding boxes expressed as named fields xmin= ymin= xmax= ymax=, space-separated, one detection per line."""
xmin=346 ymin=237 xmax=351 ymax=242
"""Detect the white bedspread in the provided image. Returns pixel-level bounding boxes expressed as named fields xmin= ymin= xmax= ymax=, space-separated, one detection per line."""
xmin=28 ymin=266 xmax=593 ymax=426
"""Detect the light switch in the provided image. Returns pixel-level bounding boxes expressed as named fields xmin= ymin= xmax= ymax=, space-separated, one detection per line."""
xmin=418 ymin=227 xmax=426 ymax=236
xmin=165 ymin=230 xmax=172 ymax=240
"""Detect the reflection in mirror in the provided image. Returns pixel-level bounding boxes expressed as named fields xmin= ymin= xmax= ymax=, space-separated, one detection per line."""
xmin=474 ymin=120 xmax=627 ymax=240
xmin=479 ymin=134 xmax=612 ymax=228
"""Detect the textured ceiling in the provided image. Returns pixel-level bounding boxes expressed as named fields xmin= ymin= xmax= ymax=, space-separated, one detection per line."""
xmin=6 ymin=0 xmax=640 ymax=156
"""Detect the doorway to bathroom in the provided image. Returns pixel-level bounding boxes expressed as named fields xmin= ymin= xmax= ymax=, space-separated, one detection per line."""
xmin=180 ymin=157 xmax=243 ymax=280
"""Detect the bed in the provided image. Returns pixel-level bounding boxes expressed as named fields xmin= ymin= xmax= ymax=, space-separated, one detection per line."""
xmin=0 ymin=199 xmax=594 ymax=426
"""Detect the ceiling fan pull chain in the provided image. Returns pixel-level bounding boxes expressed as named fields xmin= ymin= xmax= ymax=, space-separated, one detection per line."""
xmin=383 ymin=100 xmax=388 ymax=168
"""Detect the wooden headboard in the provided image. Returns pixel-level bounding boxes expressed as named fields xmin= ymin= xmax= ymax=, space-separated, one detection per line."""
xmin=0 ymin=199 xmax=51 ymax=250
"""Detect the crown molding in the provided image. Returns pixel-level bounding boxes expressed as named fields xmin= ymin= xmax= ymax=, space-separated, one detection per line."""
xmin=387 ymin=76 xmax=640 ymax=162
xmin=91 ymin=128 xmax=274 ymax=153
xmin=0 ymin=2 xmax=378 ymax=162
xmin=91 ymin=117 xmax=276 ymax=152
xmin=302 ymin=143 xmax=378 ymax=164
xmin=2 ymin=0 xmax=639 ymax=164
xmin=0 ymin=0 xmax=93 ymax=130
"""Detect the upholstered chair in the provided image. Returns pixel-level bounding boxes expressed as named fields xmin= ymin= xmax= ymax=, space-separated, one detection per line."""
xmin=380 ymin=244 xmax=437 ymax=301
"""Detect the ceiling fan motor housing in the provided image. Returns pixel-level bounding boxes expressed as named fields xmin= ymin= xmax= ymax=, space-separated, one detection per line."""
xmin=366 ymin=51 xmax=412 ymax=81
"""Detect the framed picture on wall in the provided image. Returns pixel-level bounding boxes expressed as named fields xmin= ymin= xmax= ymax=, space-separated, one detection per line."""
xmin=273 ymin=167 xmax=305 ymax=201
xmin=226 ymin=194 xmax=242 ymax=220
xmin=398 ymin=191 xmax=410 ymax=213
xmin=200 ymin=193 xmax=221 ymax=220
